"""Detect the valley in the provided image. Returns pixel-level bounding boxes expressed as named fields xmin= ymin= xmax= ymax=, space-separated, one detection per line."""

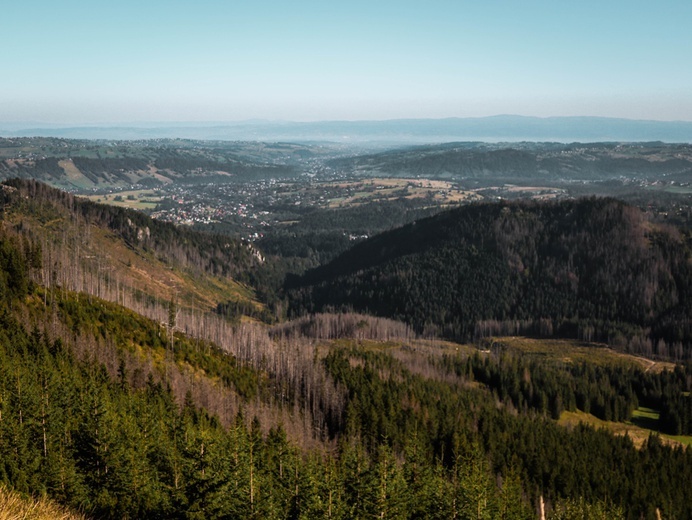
xmin=4 ymin=0 xmax=691 ymax=514
xmin=0 ymin=136 xmax=691 ymax=519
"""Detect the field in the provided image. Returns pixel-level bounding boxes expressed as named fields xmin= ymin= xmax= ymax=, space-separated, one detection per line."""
xmin=323 ymin=178 xmax=481 ymax=208
xmin=84 ymin=189 xmax=163 ymax=210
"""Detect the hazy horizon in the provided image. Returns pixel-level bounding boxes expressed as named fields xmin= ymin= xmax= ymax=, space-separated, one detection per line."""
xmin=3 ymin=114 xmax=692 ymax=128
xmin=2 ymin=1 xmax=691 ymax=125
xmin=4 ymin=115 xmax=692 ymax=145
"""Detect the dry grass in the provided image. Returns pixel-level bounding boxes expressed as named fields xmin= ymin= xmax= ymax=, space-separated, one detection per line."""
xmin=0 ymin=485 xmax=86 ymax=520
xmin=559 ymin=410 xmax=652 ymax=449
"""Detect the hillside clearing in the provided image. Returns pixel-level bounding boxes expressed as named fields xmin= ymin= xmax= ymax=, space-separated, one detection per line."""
xmin=489 ymin=336 xmax=676 ymax=372
xmin=558 ymin=409 xmax=692 ymax=449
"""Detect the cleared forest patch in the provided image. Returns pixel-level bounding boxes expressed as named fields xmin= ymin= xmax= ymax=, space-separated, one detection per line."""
xmin=558 ymin=409 xmax=692 ymax=448
xmin=489 ymin=336 xmax=676 ymax=372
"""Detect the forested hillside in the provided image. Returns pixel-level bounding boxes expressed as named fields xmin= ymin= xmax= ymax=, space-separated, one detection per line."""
xmin=0 ymin=138 xmax=308 ymax=190
xmin=288 ymin=198 xmax=692 ymax=357
xmin=2 ymin=180 xmax=692 ymax=518
xmin=0 ymin=179 xmax=280 ymax=319
xmin=257 ymin=198 xmax=441 ymax=269
xmin=2 ymin=227 xmax=692 ymax=519
xmin=329 ymin=141 xmax=692 ymax=182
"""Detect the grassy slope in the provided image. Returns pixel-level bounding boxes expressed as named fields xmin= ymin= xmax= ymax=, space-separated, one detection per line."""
xmin=0 ymin=485 xmax=86 ymax=520
xmin=488 ymin=336 xmax=676 ymax=373
xmin=333 ymin=335 xmax=678 ymax=381
xmin=559 ymin=409 xmax=692 ymax=449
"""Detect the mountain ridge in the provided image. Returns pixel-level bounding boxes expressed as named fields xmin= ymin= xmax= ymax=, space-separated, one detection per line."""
xmin=287 ymin=197 xmax=692 ymax=355
xmin=327 ymin=140 xmax=692 ymax=182
xmin=4 ymin=115 xmax=692 ymax=143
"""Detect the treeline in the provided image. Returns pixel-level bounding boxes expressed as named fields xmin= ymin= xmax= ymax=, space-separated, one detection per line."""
xmin=441 ymin=342 xmax=692 ymax=433
xmin=659 ymin=380 xmax=692 ymax=435
xmin=448 ymin=350 xmax=639 ymax=422
xmin=288 ymin=198 xmax=692 ymax=357
xmin=322 ymin=344 xmax=691 ymax=519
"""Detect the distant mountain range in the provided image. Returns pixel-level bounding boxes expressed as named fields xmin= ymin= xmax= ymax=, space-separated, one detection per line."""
xmin=2 ymin=115 xmax=692 ymax=143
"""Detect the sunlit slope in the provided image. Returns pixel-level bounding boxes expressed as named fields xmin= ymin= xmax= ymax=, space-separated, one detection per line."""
xmin=1 ymin=179 xmax=267 ymax=317
xmin=0 ymin=485 xmax=86 ymax=520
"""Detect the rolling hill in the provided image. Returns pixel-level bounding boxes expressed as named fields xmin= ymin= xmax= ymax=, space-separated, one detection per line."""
xmin=327 ymin=141 xmax=692 ymax=183
xmin=0 ymin=138 xmax=315 ymax=191
xmin=287 ymin=197 xmax=692 ymax=355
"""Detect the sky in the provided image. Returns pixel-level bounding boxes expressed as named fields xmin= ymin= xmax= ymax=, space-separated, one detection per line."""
xmin=1 ymin=0 xmax=691 ymax=124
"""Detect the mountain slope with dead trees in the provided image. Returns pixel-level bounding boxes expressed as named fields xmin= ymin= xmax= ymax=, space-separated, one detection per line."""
xmin=1 ymin=180 xmax=691 ymax=518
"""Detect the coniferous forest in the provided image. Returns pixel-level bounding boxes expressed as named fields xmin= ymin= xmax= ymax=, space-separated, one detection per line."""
xmin=1 ymin=178 xmax=692 ymax=519
xmin=288 ymin=197 xmax=692 ymax=354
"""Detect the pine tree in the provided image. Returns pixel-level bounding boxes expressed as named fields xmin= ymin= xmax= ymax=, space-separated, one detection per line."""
xmin=498 ymin=468 xmax=532 ymax=520
xmin=456 ymin=443 xmax=498 ymax=520
xmin=370 ymin=443 xmax=407 ymax=520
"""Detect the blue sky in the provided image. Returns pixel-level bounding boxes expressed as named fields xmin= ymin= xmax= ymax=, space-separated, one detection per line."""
xmin=2 ymin=0 xmax=691 ymax=123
